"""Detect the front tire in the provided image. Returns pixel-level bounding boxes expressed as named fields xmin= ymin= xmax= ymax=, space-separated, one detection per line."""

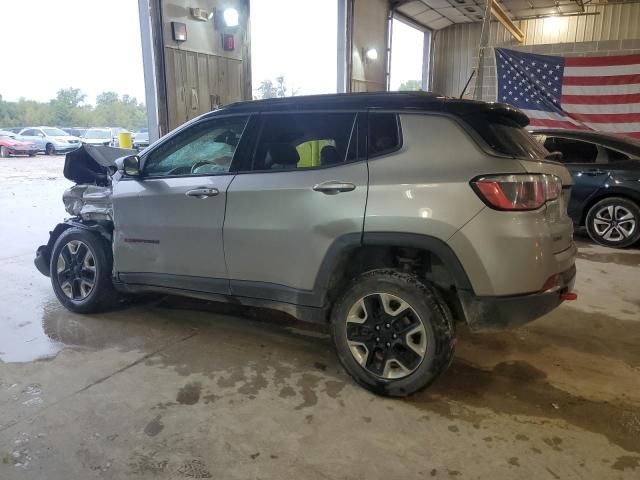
xmin=0 ymin=146 xmax=9 ymax=158
xmin=45 ymin=143 xmax=55 ymax=155
xmin=586 ymin=197 xmax=640 ymax=248
xmin=50 ymin=228 xmax=120 ymax=313
xmin=330 ymin=269 xmax=455 ymax=397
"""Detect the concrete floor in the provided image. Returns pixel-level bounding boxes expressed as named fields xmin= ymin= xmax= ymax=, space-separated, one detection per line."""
xmin=1 ymin=155 xmax=639 ymax=479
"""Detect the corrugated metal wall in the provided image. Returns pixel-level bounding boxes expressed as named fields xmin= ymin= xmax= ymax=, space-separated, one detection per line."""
xmin=431 ymin=3 xmax=640 ymax=100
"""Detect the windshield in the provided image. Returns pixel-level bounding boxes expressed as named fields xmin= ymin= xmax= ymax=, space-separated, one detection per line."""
xmin=84 ymin=130 xmax=112 ymax=139
xmin=42 ymin=127 xmax=69 ymax=136
xmin=464 ymin=113 xmax=549 ymax=159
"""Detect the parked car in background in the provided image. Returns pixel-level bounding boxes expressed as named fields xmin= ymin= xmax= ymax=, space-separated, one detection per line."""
xmin=34 ymin=93 xmax=577 ymax=397
xmin=531 ymin=129 xmax=640 ymax=248
xmin=82 ymin=128 xmax=114 ymax=147
xmin=18 ymin=127 xmax=81 ymax=155
xmin=110 ymin=127 xmax=129 ymax=147
xmin=132 ymin=128 xmax=149 ymax=150
xmin=63 ymin=127 xmax=87 ymax=138
xmin=0 ymin=130 xmax=38 ymax=157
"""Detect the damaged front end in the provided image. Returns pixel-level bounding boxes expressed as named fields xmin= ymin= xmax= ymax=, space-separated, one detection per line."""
xmin=34 ymin=144 xmax=135 ymax=277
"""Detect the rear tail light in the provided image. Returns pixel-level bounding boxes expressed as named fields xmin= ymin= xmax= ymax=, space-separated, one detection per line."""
xmin=471 ymin=174 xmax=561 ymax=211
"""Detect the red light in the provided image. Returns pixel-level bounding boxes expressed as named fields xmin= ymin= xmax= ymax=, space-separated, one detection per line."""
xmin=560 ymin=291 xmax=578 ymax=301
xmin=222 ymin=34 xmax=234 ymax=51
xmin=471 ymin=174 xmax=561 ymax=211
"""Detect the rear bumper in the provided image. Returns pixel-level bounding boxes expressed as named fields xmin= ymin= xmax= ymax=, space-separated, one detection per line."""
xmin=459 ymin=264 xmax=576 ymax=332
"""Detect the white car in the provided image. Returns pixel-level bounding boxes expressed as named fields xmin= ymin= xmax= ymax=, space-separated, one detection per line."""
xmin=18 ymin=127 xmax=82 ymax=155
xmin=82 ymin=128 xmax=114 ymax=147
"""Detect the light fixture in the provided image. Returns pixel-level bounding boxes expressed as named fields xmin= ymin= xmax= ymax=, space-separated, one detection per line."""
xmin=190 ymin=7 xmax=213 ymax=22
xmin=223 ymin=8 xmax=239 ymax=27
xmin=364 ymin=47 xmax=378 ymax=62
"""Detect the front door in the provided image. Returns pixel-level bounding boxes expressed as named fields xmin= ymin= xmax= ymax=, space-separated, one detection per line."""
xmin=112 ymin=115 xmax=250 ymax=294
xmin=223 ymin=111 xmax=367 ymax=306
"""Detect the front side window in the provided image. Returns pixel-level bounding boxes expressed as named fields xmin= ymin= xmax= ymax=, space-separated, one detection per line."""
xmin=251 ymin=113 xmax=356 ymax=171
xmin=144 ymin=116 xmax=248 ymax=177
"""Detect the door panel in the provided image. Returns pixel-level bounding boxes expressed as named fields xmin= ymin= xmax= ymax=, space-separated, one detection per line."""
xmin=224 ymin=163 xmax=368 ymax=297
xmin=112 ymin=175 xmax=233 ymax=288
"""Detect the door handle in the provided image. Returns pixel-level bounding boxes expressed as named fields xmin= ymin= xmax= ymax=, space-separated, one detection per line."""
xmin=186 ymin=187 xmax=219 ymax=198
xmin=583 ymin=169 xmax=607 ymax=176
xmin=312 ymin=181 xmax=356 ymax=194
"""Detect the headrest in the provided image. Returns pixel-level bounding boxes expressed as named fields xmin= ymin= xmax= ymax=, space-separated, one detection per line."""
xmin=320 ymin=145 xmax=342 ymax=165
xmin=264 ymin=143 xmax=300 ymax=169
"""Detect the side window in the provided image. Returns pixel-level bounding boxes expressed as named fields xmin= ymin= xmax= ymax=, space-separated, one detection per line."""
xmin=143 ymin=116 xmax=248 ymax=177
xmin=368 ymin=113 xmax=401 ymax=158
xmin=251 ymin=113 xmax=356 ymax=171
xmin=22 ymin=129 xmax=34 ymax=136
xmin=544 ymin=137 xmax=598 ymax=164
xmin=604 ymin=147 xmax=630 ymax=163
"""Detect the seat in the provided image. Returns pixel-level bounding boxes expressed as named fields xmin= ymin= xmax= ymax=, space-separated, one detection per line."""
xmin=264 ymin=143 xmax=300 ymax=169
xmin=320 ymin=145 xmax=342 ymax=166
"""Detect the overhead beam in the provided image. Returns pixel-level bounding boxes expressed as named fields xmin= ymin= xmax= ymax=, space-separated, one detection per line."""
xmin=491 ymin=0 xmax=525 ymax=43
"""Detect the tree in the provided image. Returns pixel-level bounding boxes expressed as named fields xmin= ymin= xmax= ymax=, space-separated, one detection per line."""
xmin=256 ymin=80 xmax=277 ymax=99
xmin=255 ymin=76 xmax=298 ymax=100
xmin=49 ymin=88 xmax=87 ymax=126
xmin=398 ymin=80 xmax=422 ymax=91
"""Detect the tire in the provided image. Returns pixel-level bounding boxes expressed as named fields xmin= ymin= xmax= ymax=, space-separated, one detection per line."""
xmin=29 ymin=153 xmax=36 ymax=157
xmin=45 ymin=143 xmax=55 ymax=155
xmin=50 ymin=227 xmax=120 ymax=313
xmin=585 ymin=197 xmax=640 ymax=248
xmin=330 ymin=269 xmax=455 ymax=397
xmin=0 ymin=146 xmax=9 ymax=158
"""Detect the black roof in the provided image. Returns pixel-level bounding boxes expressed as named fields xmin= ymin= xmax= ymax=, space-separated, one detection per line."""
xmin=209 ymin=92 xmax=529 ymax=126
xmin=530 ymin=128 xmax=640 ymax=157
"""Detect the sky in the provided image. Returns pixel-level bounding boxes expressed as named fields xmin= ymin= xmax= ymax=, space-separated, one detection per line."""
xmin=0 ymin=0 xmax=145 ymax=105
xmin=389 ymin=18 xmax=426 ymax=91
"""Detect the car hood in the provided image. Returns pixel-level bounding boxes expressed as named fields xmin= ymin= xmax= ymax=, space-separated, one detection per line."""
xmin=64 ymin=144 xmax=136 ymax=186
xmin=83 ymin=138 xmax=111 ymax=144
xmin=53 ymin=136 xmax=80 ymax=142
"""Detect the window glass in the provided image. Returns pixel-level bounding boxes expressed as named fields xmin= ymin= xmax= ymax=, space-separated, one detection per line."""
xmin=465 ymin=113 xmax=547 ymax=159
xmin=144 ymin=116 xmax=248 ymax=177
xmin=252 ymin=113 xmax=356 ymax=170
xmin=543 ymin=137 xmax=598 ymax=164
xmin=604 ymin=147 xmax=630 ymax=163
xmin=22 ymin=129 xmax=34 ymax=136
xmin=369 ymin=113 xmax=401 ymax=158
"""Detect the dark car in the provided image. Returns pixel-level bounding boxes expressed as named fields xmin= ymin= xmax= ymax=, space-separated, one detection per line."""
xmin=531 ymin=129 xmax=640 ymax=248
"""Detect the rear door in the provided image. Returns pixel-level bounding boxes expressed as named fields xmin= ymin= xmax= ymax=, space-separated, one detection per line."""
xmin=543 ymin=136 xmax=609 ymax=220
xmin=20 ymin=129 xmax=44 ymax=150
xmin=223 ymin=111 xmax=367 ymax=306
xmin=112 ymin=115 xmax=250 ymax=293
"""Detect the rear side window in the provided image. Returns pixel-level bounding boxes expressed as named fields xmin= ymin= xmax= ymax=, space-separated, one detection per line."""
xmin=251 ymin=113 xmax=357 ymax=171
xmin=544 ymin=137 xmax=598 ymax=163
xmin=605 ymin=147 xmax=630 ymax=162
xmin=464 ymin=113 xmax=547 ymax=159
xmin=368 ymin=113 xmax=401 ymax=158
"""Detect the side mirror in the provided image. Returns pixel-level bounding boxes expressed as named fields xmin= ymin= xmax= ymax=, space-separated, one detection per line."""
xmin=123 ymin=155 xmax=141 ymax=177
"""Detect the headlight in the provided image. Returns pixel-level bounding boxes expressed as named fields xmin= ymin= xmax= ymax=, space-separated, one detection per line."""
xmin=56 ymin=139 xmax=68 ymax=144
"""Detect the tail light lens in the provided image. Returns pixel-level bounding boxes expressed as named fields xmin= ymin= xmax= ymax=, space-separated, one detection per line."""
xmin=471 ymin=174 xmax=561 ymax=211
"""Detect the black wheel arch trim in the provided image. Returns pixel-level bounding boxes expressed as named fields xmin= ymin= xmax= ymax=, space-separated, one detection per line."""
xmin=34 ymin=218 xmax=113 ymax=277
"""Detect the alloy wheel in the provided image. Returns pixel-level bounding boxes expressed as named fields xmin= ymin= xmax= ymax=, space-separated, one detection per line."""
xmin=56 ymin=240 xmax=97 ymax=300
xmin=592 ymin=204 xmax=637 ymax=243
xmin=345 ymin=293 xmax=427 ymax=379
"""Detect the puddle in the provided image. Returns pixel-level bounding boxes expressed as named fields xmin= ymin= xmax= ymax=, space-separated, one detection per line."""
xmin=576 ymin=250 xmax=640 ymax=267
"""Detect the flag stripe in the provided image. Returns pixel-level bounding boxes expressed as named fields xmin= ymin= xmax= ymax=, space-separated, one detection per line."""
xmin=567 ymin=112 xmax=640 ymax=124
xmin=521 ymin=109 xmax=581 ymax=124
xmin=564 ymin=64 xmax=640 ymax=77
xmin=528 ymin=119 xmax=586 ymax=129
xmin=563 ymin=103 xmax=640 ymax=114
xmin=562 ymin=83 xmax=640 ymax=95
xmin=581 ymin=121 xmax=640 ymax=133
xmin=563 ymin=74 xmax=640 ymax=86
xmin=561 ymin=92 xmax=640 ymax=105
xmin=564 ymin=54 xmax=640 ymax=67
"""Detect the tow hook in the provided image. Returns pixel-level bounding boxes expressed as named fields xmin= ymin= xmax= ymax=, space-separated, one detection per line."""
xmin=560 ymin=291 xmax=578 ymax=301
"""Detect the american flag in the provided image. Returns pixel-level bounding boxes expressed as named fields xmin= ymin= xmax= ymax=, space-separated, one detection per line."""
xmin=495 ymin=48 xmax=640 ymax=139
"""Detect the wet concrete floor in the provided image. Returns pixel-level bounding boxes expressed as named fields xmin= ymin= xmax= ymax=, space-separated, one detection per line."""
xmin=0 ymin=156 xmax=639 ymax=479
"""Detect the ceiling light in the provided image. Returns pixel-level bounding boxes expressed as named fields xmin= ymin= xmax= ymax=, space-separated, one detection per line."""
xmin=365 ymin=48 xmax=378 ymax=61
xmin=223 ymin=8 xmax=239 ymax=27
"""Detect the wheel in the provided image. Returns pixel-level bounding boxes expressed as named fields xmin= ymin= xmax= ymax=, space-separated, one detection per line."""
xmin=29 ymin=152 xmax=36 ymax=157
xmin=45 ymin=143 xmax=55 ymax=155
xmin=330 ymin=269 xmax=455 ymax=397
xmin=0 ymin=146 xmax=9 ymax=158
xmin=586 ymin=197 xmax=640 ymax=248
xmin=50 ymin=227 xmax=120 ymax=313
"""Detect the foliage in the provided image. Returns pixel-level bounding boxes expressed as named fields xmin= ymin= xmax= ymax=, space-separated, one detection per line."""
xmin=255 ymin=76 xmax=299 ymax=99
xmin=0 ymin=88 xmax=147 ymax=131
xmin=398 ymin=80 xmax=422 ymax=91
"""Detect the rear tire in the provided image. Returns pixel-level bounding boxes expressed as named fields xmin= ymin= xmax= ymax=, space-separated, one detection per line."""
xmin=0 ymin=146 xmax=9 ymax=158
xmin=50 ymin=228 xmax=120 ymax=313
xmin=45 ymin=143 xmax=55 ymax=155
xmin=330 ymin=269 xmax=455 ymax=397
xmin=586 ymin=197 xmax=640 ymax=248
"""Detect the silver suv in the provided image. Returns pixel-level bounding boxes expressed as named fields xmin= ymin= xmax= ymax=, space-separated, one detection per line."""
xmin=34 ymin=93 xmax=577 ymax=396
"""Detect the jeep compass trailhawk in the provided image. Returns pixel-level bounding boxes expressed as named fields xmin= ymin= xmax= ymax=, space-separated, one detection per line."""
xmin=35 ymin=93 xmax=577 ymax=396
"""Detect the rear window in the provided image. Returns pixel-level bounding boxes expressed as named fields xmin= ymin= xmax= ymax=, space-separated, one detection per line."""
xmin=464 ymin=113 xmax=547 ymax=159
